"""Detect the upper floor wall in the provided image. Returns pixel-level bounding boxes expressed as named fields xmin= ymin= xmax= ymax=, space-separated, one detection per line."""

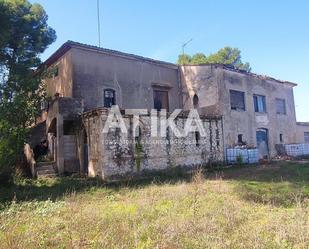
xmin=218 ymin=68 xmax=298 ymax=145
xmin=70 ymin=46 xmax=181 ymax=111
xmin=180 ymin=65 xmax=221 ymax=115
xmin=44 ymin=42 xmax=299 ymax=147
xmin=44 ymin=42 xmax=182 ymax=112
xmin=180 ymin=64 xmax=298 ymax=155
xmin=45 ymin=50 xmax=73 ymax=98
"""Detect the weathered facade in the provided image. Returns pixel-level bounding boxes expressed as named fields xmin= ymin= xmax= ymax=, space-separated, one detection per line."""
xmin=181 ymin=64 xmax=302 ymax=157
xmin=27 ymin=41 xmax=309 ymax=179
xmin=82 ymin=109 xmax=223 ymax=179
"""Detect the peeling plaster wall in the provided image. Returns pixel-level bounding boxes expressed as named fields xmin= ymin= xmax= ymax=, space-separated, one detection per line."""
xmin=83 ymin=114 xmax=104 ymax=177
xmin=45 ymin=50 xmax=73 ymax=98
xmin=83 ymin=110 xmax=224 ymax=180
xmin=71 ymin=48 xmax=181 ymax=111
xmin=180 ymin=65 xmax=221 ymax=115
xmin=181 ymin=65 xmax=298 ymax=157
xmin=218 ymin=68 xmax=298 ymax=157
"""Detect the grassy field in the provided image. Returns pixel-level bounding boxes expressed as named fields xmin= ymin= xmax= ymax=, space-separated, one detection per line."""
xmin=0 ymin=161 xmax=308 ymax=248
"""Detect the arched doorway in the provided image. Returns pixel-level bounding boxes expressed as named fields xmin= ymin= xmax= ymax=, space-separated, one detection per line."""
xmin=256 ymin=128 xmax=269 ymax=159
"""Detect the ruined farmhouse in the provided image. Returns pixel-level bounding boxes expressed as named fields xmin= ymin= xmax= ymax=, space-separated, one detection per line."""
xmin=25 ymin=41 xmax=309 ymax=180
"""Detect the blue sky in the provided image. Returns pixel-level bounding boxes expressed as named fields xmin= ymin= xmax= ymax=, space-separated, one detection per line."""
xmin=31 ymin=0 xmax=309 ymax=121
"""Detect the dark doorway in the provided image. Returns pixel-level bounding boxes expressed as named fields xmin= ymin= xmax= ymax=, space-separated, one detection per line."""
xmin=256 ymin=128 xmax=269 ymax=159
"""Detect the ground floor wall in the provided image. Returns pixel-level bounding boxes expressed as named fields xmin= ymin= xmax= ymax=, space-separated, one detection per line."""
xmin=222 ymin=112 xmax=299 ymax=159
xmin=42 ymin=106 xmax=306 ymax=179
xmin=82 ymin=109 xmax=224 ymax=180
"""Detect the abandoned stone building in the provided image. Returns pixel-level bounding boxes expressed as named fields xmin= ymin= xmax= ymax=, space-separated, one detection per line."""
xmin=25 ymin=41 xmax=309 ymax=179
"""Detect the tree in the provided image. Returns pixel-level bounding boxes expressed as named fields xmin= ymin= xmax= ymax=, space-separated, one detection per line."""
xmin=177 ymin=54 xmax=192 ymax=65
xmin=191 ymin=53 xmax=207 ymax=65
xmin=0 ymin=0 xmax=56 ymax=183
xmin=177 ymin=46 xmax=251 ymax=72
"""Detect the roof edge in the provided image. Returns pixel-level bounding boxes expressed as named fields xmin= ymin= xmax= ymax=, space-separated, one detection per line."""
xmin=297 ymin=122 xmax=309 ymax=126
xmin=180 ymin=64 xmax=298 ymax=87
xmin=42 ymin=41 xmax=298 ymax=87
xmin=42 ymin=40 xmax=178 ymax=69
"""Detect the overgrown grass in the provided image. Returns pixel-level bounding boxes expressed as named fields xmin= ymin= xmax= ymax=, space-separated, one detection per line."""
xmin=0 ymin=161 xmax=308 ymax=248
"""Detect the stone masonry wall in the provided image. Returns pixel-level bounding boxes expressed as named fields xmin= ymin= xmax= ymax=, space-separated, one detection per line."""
xmin=83 ymin=109 xmax=224 ymax=180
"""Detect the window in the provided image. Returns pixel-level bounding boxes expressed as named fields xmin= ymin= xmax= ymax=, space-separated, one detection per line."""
xmin=104 ymin=89 xmax=115 ymax=107
xmin=280 ymin=134 xmax=284 ymax=143
xmin=238 ymin=134 xmax=244 ymax=145
xmin=276 ymin=98 xmax=286 ymax=115
xmin=230 ymin=90 xmax=245 ymax=111
xmin=52 ymin=66 xmax=59 ymax=78
xmin=253 ymin=95 xmax=266 ymax=113
xmin=153 ymin=90 xmax=169 ymax=111
xmin=195 ymin=131 xmax=200 ymax=147
xmin=216 ymin=129 xmax=220 ymax=148
xmin=305 ymin=132 xmax=309 ymax=143
xmin=135 ymin=127 xmax=142 ymax=143
xmin=193 ymin=94 xmax=199 ymax=108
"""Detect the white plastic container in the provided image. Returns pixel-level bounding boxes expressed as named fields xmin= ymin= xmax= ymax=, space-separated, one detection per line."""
xmin=285 ymin=144 xmax=306 ymax=157
xmin=226 ymin=148 xmax=258 ymax=164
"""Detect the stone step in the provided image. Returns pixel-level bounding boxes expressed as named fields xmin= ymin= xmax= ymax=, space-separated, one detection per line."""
xmin=37 ymin=168 xmax=56 ymax=174
xmin=37 ymin=161 xmax=55 ymax=166
xmin=36 ymin=162 xmax=57 ymax=178
xmin=37 ymin=173 xmax=57 ymax=178
xmin=37 ymin=165 xmax=55 ymax=171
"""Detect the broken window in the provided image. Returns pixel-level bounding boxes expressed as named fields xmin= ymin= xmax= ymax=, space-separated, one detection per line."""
xmin=276 ymin=98 xmax=286 ymax=115
xmin=104 ymin=89 xmax=115 ymax=108
xmin=253 ymin=95 xmax=266 ymax=113
xmin=153 ymin=90 xmax=169 ymax=112
xmin=305 ymin=132 xmax=309 ymax=143
xmin=193 ymin=94 xmax=199 ymax=108
xmin=230 ymin=90 xmax=245 ymax=111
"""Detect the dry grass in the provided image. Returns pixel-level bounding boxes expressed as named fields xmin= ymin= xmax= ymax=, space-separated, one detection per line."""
xmin=0 ymin=161 xmax=309 ymax=248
